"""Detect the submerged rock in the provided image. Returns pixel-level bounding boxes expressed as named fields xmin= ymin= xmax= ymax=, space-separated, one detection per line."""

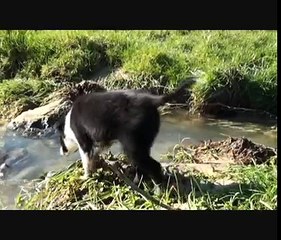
xmin=0 ymin=148 xmax=29 ymax=179
xmin=0 ymin=149 xmax=8 ymax=165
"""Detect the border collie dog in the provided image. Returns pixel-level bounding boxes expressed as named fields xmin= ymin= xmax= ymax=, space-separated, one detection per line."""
xmin=56 ymin=78 xmax=196 ymax=184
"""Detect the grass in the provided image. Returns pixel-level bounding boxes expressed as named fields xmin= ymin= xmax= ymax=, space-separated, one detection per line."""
xmin=16 ymin=152 xmax=277 ymax=210
xmin=0 ymin=30 xmax=277 ymax=118
xmin=0 ymin=78 xmax=57 ymax=119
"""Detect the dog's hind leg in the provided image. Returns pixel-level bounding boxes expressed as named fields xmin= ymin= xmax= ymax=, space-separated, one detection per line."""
xmin=88 ymin=146 xmax=103 ymax=173
xmin=120 ymin=136 xmax=163 ymax=185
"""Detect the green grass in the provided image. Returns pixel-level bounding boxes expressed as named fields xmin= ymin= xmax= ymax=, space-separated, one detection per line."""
xmin=0 ymin=78 xmax=56 ymax=119
xmin=184 ymin=160 xmax=277 ymax=210
xmin=16 ymin=153 xmax=277 ymax=210
xmin=0 ymin=30 xmax=277 ymax=118
xmin=0 ymin=78 xmax=55 ymax=104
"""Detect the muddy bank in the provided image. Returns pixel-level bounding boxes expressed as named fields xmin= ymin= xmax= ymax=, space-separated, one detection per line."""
xmin=167 ymin=137 xmax=277 ymax=165
xmin=192 ymin=137 xmax=276 ymax=165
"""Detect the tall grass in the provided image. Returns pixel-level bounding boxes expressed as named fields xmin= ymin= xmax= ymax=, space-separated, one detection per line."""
xmin=0 ymin=30 xmax=277 ymax=116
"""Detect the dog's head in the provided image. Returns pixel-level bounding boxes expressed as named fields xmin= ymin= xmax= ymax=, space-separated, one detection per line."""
xmin=54 ymin=111 xmax=78 ymax=156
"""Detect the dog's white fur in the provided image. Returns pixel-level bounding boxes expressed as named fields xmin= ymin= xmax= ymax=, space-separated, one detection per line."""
xmin=60 ymin=108 xmax=100 ymax=179
xmin=60 ymin=109 xmax=79 ymax=156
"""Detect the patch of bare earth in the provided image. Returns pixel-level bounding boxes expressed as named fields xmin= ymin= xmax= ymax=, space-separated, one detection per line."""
xmin=163 ymin=137 xmax=277 ymax=189
xmin=191 ymin=137 xmax=276 ymax=165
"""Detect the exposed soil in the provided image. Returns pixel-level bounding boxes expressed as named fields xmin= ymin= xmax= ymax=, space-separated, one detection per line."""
xmin=190 ymin=137 xmax=277 ymax=165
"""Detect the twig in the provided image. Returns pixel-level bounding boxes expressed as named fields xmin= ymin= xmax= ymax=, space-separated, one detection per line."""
xmin=103 ymin=159 xmax=179 ymax=210
xmin=205 ymin=102 xmax=277 ymax=120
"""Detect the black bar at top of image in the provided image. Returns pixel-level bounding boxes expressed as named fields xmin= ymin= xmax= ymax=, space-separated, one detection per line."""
xmin=0 ymin=0 xmax=277 ymax=30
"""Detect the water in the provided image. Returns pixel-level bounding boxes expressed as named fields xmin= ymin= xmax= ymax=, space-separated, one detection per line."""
xmin=0 ymin=112 xmax=277 ymax=209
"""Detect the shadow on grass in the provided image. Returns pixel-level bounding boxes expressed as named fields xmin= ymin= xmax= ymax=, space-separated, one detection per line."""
xmin=154 ymin=165 xmax=275 ymax=209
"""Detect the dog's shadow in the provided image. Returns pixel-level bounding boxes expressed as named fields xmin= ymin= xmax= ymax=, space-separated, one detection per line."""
xmin=162 ymin=169 xmax=242 ymax=196
xmin=160 ymin=168 xmax=266 ymax=210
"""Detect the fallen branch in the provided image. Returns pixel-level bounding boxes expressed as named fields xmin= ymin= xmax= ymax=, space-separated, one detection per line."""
xmin=103 ymin=159 xmax=179 ymax=210
xmin=205 ymin=102 xmax=277 ymax=120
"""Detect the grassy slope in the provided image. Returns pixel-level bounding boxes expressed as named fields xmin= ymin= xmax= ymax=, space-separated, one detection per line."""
xmin=0 ymin=30 xmax=277 ymax=117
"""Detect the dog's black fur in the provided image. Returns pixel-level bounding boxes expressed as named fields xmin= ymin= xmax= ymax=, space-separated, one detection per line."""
xmin=56 ymin=78 xmax=196 ymax=184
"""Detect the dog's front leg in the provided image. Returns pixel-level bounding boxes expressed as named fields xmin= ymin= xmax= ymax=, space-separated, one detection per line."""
xmin=79 ymin=146 xmax=102 ymax=180
xmin=88 ymin=148 xmax=101 ymax=174
xmin=78 ymin=147 xmax=92 ymax=180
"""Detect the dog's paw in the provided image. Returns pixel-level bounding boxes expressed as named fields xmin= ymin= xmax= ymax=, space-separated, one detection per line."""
xmin=79 ymin=175 xmax=90 ymax=181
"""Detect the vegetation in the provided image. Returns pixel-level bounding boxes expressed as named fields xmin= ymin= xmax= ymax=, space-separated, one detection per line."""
xmin=16 ymin=152 xmax=277 ymax=210
xmin=0 ymin=30 xmax=277 ymax=210
xmin=0 ymin=30 xmax=277 ymax=118
xmin=0 ymin=78 xmax=56 ymax=119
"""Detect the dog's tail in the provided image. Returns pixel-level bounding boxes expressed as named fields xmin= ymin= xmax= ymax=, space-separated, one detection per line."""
xmin=152 ymin=77 xmax=197 ymax=107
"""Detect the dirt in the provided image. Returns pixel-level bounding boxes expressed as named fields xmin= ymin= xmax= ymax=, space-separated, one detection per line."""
xmin=42 ymin=80 xmax=107 ymax=104
xmin=190 ymin=137 xmax=276 ymax=165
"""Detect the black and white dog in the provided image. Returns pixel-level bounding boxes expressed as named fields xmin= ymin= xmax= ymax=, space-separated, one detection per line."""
xmin=55 ymin=78 xmax=196 ymax=184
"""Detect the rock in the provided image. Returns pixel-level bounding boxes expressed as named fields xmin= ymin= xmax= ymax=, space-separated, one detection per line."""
xmin=0 ymin=148 xmax=29 ymax=179
xmin=8 ymin=99 xmax=63 ymax=129
xmin=0 ymin=149 xmax=8 ymax=164
xmin=7 ymin=99 xmax=72 ymax=137
xmin=4 ymin=148 xmax=29 ymax=167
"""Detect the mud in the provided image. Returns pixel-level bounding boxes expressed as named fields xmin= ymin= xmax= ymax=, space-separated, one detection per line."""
xmin=190 ymin=137 xmax=277 ymax=165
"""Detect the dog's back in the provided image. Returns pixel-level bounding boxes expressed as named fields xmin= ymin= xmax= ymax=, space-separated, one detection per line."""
xmin=70 ymin=76 xmax=196 ymax=130
xmin=70 ymin=89 xmax=162 ymax=142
